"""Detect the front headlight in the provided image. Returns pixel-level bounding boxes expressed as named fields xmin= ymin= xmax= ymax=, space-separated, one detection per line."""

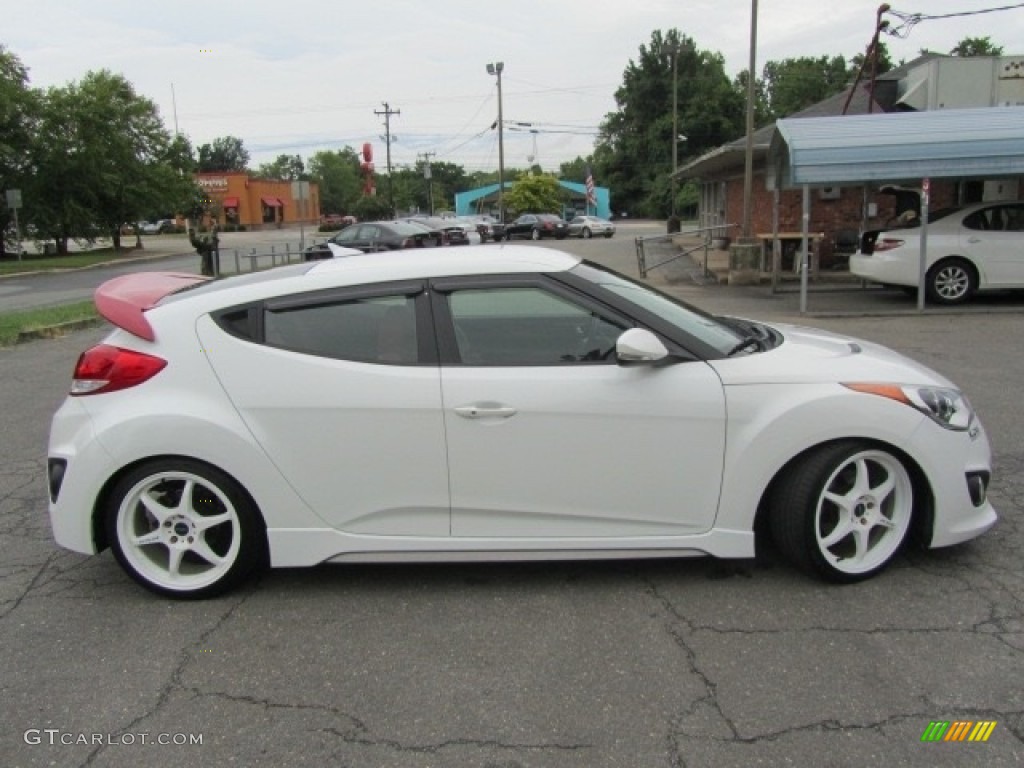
xmin=843 ymin=383 xmax=975 ymax=431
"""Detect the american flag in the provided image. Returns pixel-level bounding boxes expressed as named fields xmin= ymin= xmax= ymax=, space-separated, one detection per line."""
xmin=585 ymin=166 xmax=596 ymax=207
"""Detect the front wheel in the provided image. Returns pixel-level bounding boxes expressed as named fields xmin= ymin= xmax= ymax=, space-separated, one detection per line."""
xmin=106 ymin=459 xmax=267 ymax=598
xmin=769 ymin=441 xmax=914 ymax=582
xmin=926 ymin=258 xmax=975 ymax=305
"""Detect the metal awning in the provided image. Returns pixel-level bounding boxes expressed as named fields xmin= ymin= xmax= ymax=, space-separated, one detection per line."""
xmin=770 ymin=106 xmax=1024 ymax=314
xmin=771 ymin=106 xmax=1024 ymax=187
xmin=223 ymin=196 xmax=239 ymax=208
xmin=260 ymin=196 xmax=283 ymax=207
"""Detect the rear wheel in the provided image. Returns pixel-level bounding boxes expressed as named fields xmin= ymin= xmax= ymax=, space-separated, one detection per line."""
xmin=106 ymin=459 xmax=267 ymax=598
xmin=926 ymin=258 xmax=975 ymax=305
xmin=769 ymin=441 xmax=914 ymax=582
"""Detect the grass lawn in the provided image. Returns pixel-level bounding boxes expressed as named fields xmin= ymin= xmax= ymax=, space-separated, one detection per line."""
xmin=0 ymin=248 xmax=133 ymax=276
xmin=0 ymin=301 xmax=99 ymax=346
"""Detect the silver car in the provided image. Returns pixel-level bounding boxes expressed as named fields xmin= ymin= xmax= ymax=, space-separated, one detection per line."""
xmin=567 ymin=215 xmax=615 ymax=239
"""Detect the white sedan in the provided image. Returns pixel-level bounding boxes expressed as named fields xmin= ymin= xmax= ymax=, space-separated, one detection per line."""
xmin=47 ymin=247 xmax=996 ymax=597
xmin=850 ymin=201 xmax=1024 ymax=304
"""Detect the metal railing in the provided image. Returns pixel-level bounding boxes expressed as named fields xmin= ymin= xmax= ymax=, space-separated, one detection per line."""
xmin=635 ymin=224 xmax=736 ymax=279
xmin=212 ymin=239 xmax=332 ymax=276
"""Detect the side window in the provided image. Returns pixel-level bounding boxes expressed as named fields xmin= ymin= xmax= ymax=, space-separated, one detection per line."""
xmin=447 ymin=287 xmax=626 ymax=366
xmin=1005 ymin=205 xmax=1024 ymax=232
xmin=264 ymin=294 xmax=418 ymax=364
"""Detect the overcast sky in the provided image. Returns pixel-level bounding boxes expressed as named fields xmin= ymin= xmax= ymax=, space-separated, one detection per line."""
xmin=5 ymin=1 xmax=1023 ymax=175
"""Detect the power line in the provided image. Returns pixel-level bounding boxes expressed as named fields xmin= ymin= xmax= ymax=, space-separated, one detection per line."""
xmin=885 ymin=2 xmax=1024 ymax=39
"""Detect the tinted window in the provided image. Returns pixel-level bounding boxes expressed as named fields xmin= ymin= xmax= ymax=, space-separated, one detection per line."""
xmin=964 ymin=204 xmax=1024 ymax=232
xmin=569 ymin=262 xmax=743 ymax=355
xmin=448 ymin=287 xmax=625 ymax=366
xmin=264 ymin=294 xmax=418 ymax=364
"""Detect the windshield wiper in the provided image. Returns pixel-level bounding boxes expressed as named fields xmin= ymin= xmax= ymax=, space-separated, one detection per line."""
xmin=726 ymin=335 xmax=764 ymax=357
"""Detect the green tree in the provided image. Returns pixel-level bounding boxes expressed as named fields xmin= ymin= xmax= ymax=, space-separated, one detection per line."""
xmin=256 ymin=153 xmax=305 ymax=180
xmin=197 ymin=136 xmax=250 ymax=172
xmin=352 ymin=194 xmax=392 ymax=221
xmin=308 ymin=148 xmax=363 ymax=215
xmin=30 ymin=70 xmax=188 ymax=252
xmin=949 ymin=36 xmax=1004 ymax=57
xmin=848 ymin=40 xmax=895 ymax=81
xmin=757 ymin=55 xmax=850 ymax=120
xmin=0 ymin=46 xmax=38 ymax=257
xmin=503 ymin=173 xmax=565 ymax=216
xmin=595 ymin=29 xmax=744 ymax=218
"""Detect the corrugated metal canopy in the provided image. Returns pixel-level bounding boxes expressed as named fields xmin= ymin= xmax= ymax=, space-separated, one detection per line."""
xmin=772 ymin=106 xmax=1024 ymax=187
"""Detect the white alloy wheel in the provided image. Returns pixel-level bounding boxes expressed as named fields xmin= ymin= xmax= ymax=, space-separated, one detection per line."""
xmin=531 ymin=228 xmax=541 ymax=240
xmin=582 ymin=227 xmax=592 ymax=239
xmin=771 ymin=442 xmax=914 ymax=582
xmin=107 ymin=461 xmax=264 ymax=598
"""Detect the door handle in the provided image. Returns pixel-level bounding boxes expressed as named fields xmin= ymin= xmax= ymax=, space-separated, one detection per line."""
xmin=454 ymin=405 xmax=518 ymax=419
xmin=967 ymin=236 xmax=982 ymax=243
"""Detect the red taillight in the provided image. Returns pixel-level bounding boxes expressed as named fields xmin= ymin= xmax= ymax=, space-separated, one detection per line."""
xmin=872 ymin=238 xmax=905 ymax=252
xmin=70 ymin=344 xmax=167 ymax=396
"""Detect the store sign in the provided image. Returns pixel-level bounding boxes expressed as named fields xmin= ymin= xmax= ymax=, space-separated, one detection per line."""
xmin=197 ymin=177 xmax=229 ymax=189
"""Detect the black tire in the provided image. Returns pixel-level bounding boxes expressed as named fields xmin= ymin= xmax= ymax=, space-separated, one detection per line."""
xmin=531 ymin=228 xmax=541 ymax=241
xmin=582 ymin=227 xmax=592 ymax=239
xmin=926 ymin=258 xmax=976 ymax=305
xmin=105 ymin=459 xmax=267 ymax=599
xmin=769 ymin=441 xmax=914 ymax=583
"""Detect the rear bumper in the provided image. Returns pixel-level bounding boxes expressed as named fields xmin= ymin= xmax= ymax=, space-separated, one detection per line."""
xmin=849 ymin=252 xmax=917 ymax=287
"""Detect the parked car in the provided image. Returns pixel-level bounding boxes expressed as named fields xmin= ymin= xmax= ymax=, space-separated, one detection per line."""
xmin=304 ymin=221 xmax=442 ymax=259
xmin=48 ymin=246 xmax=995 ymax=597
xmin=850 ymin=201 xmax=1024 ymax=304
xmin=465 ymin=215 xmax=505 ymax=243
xmin=403 ymin=216 xmax=470 ymax=245
xmin=502 ymin=213 xmax=568 ymax=241
xmin=567 ymin=215 xmax=615 ymax=239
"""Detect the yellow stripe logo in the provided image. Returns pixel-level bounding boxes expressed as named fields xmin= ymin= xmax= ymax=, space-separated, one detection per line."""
xmin=921 ymin=720 xmax=996 ymax=742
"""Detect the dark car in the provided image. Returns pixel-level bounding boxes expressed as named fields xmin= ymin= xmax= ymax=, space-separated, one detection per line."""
xmin=403 ymin=216 xmax=470 ymax=246
xmin=464 ymin=215 xmax=505 ymax=243
xmin=305 ymin=221 xmax=442 ymax=260
xmin=502 ymin=213 xmax=568 ymax=241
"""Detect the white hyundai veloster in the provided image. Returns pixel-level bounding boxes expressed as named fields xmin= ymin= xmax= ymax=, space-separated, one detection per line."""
xmin=47 ymin=247 xmax=996 ymax=597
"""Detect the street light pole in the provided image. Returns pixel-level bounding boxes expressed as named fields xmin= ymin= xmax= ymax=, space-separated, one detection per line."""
xmin=670 ymin=43 xmax=679 ymax=217
xmin=486 ymin=61 xmax=505 ymax=222
xmin=741 ymin=0 xmax=758 ymax=240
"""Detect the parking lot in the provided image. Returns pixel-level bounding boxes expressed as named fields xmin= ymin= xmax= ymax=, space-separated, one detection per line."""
xmin=1 ymin=229 xmax=1023 ymax=766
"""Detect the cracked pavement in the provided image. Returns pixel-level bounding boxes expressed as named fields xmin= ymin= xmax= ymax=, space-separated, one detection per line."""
xmin=1 ymin=293 xmax=1022 ymax=767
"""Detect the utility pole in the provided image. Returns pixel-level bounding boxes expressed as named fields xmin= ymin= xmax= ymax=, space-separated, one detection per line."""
xmin=419 ymin=152 xmax=436 ymax=215
xmin=486 ymin=62 xmax=505 ymax=222
xmin=375 ymin=102 xmax=401 ymax=216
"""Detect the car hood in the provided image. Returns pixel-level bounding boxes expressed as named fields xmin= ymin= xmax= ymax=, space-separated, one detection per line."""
xmin=708 ymin=322 xmax=954 ymax=388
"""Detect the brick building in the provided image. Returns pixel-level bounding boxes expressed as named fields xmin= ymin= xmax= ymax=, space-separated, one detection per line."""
xmin=195 ymin=172 xmax=320 ymax=230
xmin=678 ymin=54 xmax=1024 ymax=265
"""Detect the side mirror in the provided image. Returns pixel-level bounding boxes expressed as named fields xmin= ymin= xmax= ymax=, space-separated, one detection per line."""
xmin=616 ymin=328 xmax=669 ymax=364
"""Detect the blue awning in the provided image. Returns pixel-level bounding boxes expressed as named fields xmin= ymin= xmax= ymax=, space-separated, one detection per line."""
xmin=771 ymin=106 xmax=1024 ymax=187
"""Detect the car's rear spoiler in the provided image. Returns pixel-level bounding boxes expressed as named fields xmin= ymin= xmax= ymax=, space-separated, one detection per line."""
xmin=94 ymin=272 xmax=210 ymax=341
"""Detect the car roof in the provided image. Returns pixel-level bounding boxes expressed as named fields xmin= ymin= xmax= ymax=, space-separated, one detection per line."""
xmin=307 ymin=244 xmax=580 ymax=283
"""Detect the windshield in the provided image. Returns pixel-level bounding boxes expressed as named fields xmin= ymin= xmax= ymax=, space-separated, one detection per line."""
xmin=570 ymin=262 xmax=744 ymax=355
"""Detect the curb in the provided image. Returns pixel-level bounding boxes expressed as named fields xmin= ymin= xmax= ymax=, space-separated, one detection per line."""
xmin=14 ymin=317 xmax=106 ymax=345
